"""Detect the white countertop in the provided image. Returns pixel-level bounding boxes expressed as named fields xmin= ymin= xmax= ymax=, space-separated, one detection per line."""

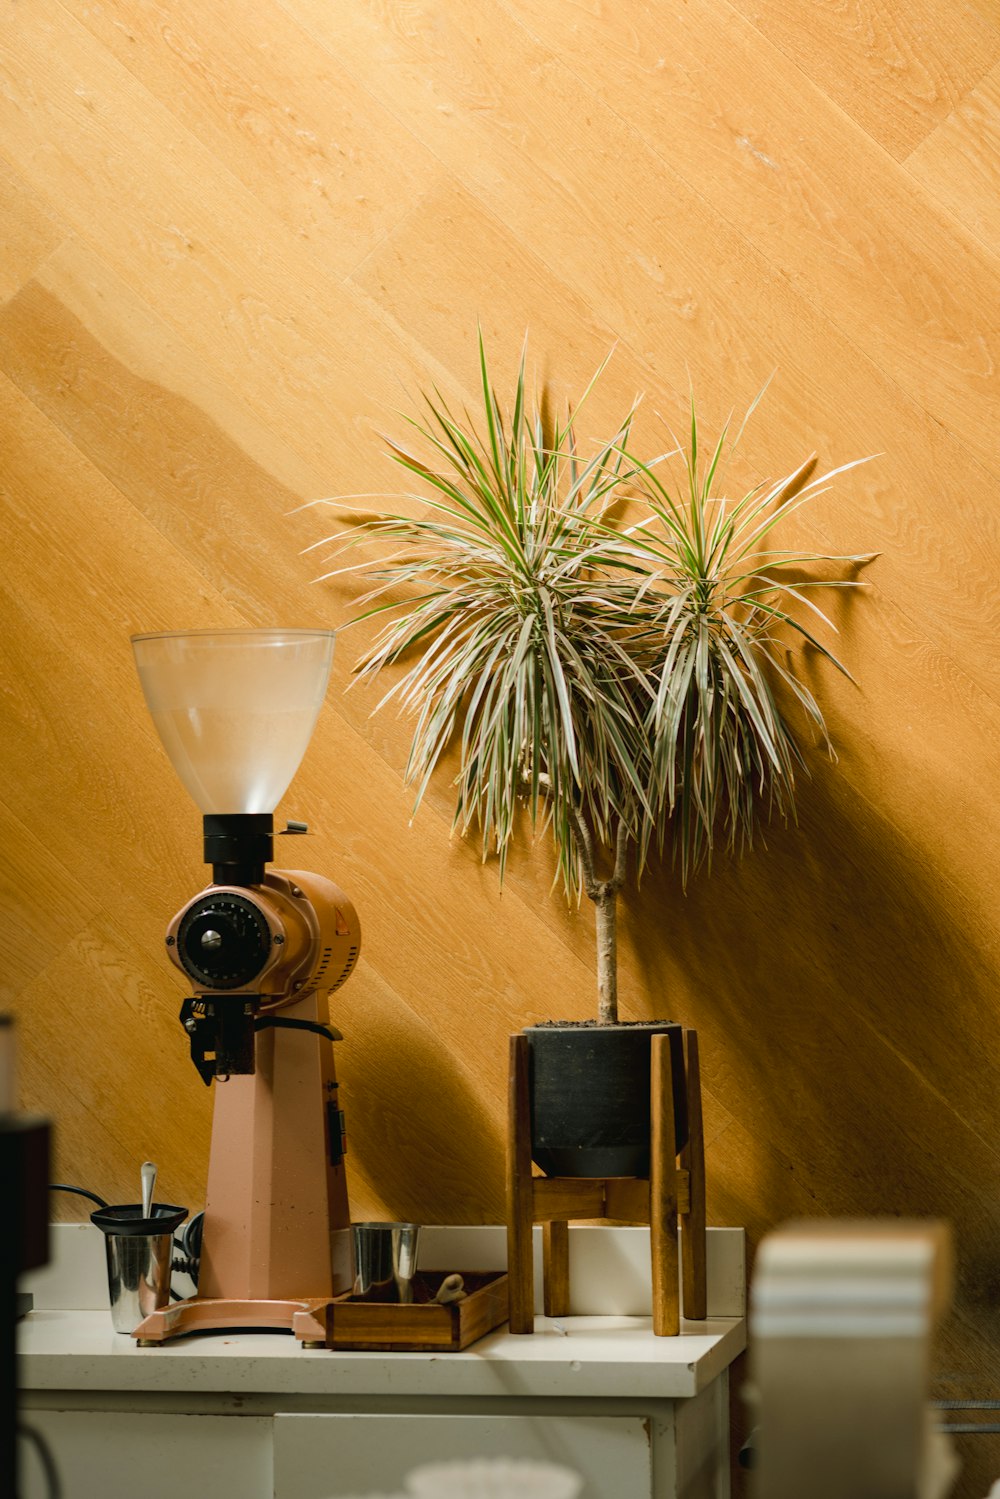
xmin=20 ymin=1224 xmax=746 ymax=1404
xmin=18 ymin=1308 xmax=745 ymax=1401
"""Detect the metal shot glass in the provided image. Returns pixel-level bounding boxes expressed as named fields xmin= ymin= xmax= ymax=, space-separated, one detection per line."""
xmin=351 ymin=1221 xmax=421 ymax=1303
xmin=90 ymin=1203 xmax=187 ymax=1334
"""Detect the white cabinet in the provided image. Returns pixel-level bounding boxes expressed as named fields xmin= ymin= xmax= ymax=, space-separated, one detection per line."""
xmin=21 ymin=1388 xmax=729 ymax=1499
xmin=19 ymin=1225 xmax=745 ymax=1499
xmin=21 ymin=1412 xmax=273 ymax=1499
xmin=272 ymin=1413 xmax=653 ymax=1499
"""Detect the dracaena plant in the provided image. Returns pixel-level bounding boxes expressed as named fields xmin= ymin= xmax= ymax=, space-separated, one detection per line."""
xmin=617 ymin=407 xmax=870 ymax=886
xmin=308 ymin=334 xmax=868 ymax=1024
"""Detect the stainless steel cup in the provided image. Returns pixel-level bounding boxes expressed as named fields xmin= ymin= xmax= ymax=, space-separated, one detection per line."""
xmin=351 ymin=1221 xmax=421 ymax=1303
xmin=90 ymin=1203 xmax=187 ymax=1334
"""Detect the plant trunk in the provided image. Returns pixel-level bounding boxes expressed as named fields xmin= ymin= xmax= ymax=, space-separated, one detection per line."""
xmin=594 ymin=885 xmax=619 ymax=1025
xmin=570 ymin=806 xmax=629 ymax=1026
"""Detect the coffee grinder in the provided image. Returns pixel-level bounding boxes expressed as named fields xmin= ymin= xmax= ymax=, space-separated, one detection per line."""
xmin=129 ymin=628 xmax=359 ymax=1345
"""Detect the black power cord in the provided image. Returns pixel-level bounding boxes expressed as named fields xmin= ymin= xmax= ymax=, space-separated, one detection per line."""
xmin=172 ymin=1213 xmax=204 ymax=1287
xmin=48 ymin=1184 xmax=107 ymax=1210
xmin=18 ymin=1423 xmax=62 ymax=1499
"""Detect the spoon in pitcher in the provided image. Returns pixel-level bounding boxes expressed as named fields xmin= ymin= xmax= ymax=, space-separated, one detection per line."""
xmin=140 ymin=1160 xmax=157 ymax=1221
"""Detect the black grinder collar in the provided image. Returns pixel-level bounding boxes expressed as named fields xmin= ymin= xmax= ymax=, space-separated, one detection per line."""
xmin=203 ymin=813 xmax=273 ymax=886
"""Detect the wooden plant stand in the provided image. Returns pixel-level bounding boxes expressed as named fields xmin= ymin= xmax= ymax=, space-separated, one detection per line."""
xmin=506 ymin=1028 xmax=706 ymax=1336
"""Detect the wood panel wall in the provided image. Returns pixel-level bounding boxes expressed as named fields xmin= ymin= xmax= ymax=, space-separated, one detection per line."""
xmin=2 ymin=0 xmax=998 ymax=1487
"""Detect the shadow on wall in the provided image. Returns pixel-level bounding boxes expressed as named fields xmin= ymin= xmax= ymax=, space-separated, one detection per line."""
xmin=334 ymin=973 xmax=508 ymax=1226
xmin=625 ymin=761 xmax=1000 ymax=1340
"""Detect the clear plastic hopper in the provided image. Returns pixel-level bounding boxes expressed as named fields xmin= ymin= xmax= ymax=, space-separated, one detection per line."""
xmin=130 ymin=629 xmax=335 ymax=814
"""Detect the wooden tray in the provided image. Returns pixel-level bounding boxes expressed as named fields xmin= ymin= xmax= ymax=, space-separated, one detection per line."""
xmin=325 ymin=1270 xmax=509 ymax=1352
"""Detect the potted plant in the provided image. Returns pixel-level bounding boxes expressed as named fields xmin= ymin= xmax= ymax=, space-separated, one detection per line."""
xmin=311 ymin=333 xmax=867 ymax=1178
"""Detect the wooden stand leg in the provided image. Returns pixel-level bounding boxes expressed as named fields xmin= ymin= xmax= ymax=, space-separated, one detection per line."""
xmin=650 ymin=1033 xmax=680 ymax=1336
xmin=506 ymin=1033 xmax=536 ymax=1333
xmin=543 ymin=1221 xmax=570 ymax=1317
xmin=680 ymin=1030 xmax=707 ymax=1320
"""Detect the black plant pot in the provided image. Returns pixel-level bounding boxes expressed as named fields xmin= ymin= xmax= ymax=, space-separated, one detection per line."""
xmin=524 ymin=1021 xmax=688 ymax=1179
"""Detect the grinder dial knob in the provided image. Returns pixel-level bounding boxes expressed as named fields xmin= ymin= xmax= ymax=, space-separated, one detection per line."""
xmin=176 ymin=892 xmax=272 ymax=989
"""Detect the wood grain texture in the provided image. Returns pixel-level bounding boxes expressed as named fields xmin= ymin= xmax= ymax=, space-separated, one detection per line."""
xmin=907 ymin=62 xmax=1000 ymax=256
xmin=726 ymin=0 xmax=999 ymax=160
xmin=495 ymin=0 xmax=1000 ymax=469
xmin=0 ymin=159 xmax=66 ymax=302
xmin=0 ymin=1 xmax=998 ymax=1489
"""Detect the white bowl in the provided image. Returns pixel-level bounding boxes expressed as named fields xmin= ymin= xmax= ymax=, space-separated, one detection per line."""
xmin=405 ymin=1457 xmax=582 ymax=1499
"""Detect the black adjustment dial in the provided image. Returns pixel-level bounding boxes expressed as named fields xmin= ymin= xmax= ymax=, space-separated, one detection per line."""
xmin=177 ymin=892 xmax=273 ymax=989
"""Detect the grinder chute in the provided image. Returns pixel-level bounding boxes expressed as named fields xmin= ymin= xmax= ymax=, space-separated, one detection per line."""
xmin=129 ymin=628 xmax=359 ymax=1345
